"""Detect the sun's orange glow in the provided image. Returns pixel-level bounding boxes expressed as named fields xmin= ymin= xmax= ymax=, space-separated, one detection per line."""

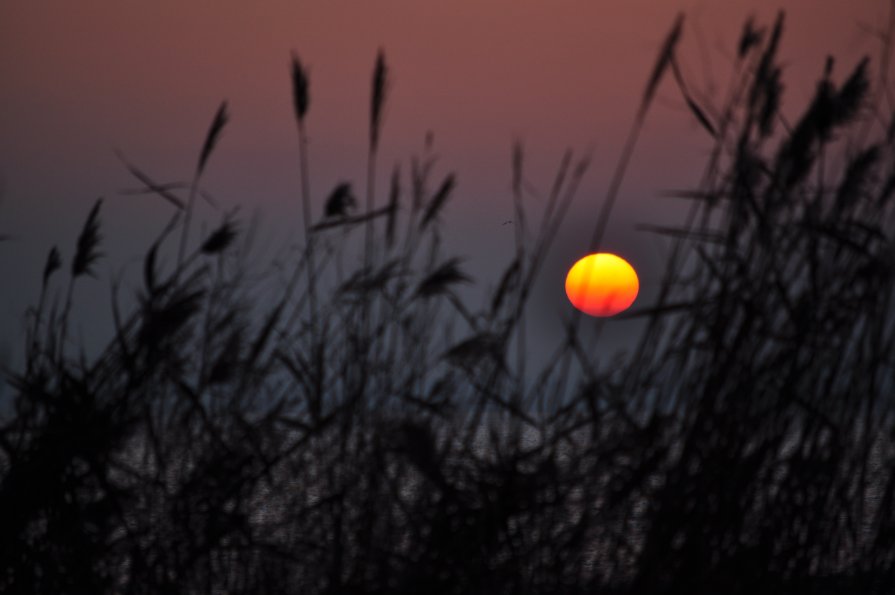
xmin=565 ymin=253 xmax=639 ymax=317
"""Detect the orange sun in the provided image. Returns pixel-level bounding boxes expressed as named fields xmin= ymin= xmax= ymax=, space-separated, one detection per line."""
xmin=565 ymin=253 xmax=639 ymax=317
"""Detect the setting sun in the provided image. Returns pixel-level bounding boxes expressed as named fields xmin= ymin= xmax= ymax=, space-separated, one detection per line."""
xmin=565 ymin=253 xmax=639 ymax=317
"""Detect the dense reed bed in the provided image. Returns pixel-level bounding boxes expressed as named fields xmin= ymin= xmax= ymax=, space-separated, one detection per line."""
xmin=2 ymin=13 xmax=895 ymax=593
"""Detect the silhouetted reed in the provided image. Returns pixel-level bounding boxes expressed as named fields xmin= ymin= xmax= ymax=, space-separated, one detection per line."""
xmin=2 ymin=12 xmax=895 ymax=594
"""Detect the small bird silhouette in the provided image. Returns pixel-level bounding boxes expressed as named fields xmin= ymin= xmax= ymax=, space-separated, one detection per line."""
xmin=324 ymin=183 xmax=356 ymax=218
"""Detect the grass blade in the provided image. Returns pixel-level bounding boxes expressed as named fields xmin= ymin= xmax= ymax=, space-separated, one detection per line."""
xmin=291 ymin=52 xmax=310 ymax=121
xmin=420 ymin=174 xmax=456 ymax=230
xmin=197 ymin=101 xmax=229 ymax=178
xmin=72 ymin=199 xmax=103 ymax=278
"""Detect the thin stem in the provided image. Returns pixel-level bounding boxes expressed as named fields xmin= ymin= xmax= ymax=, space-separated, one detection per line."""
xmin=177 ymin=181 xmax=199 ymax=273
xmin=297 ymin=117 xmax=322 ymax=421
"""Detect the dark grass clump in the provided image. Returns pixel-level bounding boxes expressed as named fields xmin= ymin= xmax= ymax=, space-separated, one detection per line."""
xmin=3 ymin=13 xmax=895 ymax=594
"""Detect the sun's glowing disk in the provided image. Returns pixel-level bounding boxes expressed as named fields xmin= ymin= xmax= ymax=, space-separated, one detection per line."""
xmin=565 ymin=253 xmax=639 ymax=317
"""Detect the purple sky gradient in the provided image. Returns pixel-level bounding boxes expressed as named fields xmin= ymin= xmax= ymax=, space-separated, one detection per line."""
xmin=0 ymin=1 xmax=885 ymax=374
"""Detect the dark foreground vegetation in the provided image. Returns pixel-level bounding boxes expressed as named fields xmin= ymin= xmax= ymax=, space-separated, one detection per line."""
xmin=3 ymin=13 xmax=895 ymax=593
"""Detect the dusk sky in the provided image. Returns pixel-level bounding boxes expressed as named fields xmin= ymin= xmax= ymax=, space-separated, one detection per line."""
xmin=0 ymin=1 xmax=885 ymax=367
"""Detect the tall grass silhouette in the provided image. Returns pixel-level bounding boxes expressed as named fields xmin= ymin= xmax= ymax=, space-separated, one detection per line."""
xmin=2 ymin=12 xmax=895 ymax=594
